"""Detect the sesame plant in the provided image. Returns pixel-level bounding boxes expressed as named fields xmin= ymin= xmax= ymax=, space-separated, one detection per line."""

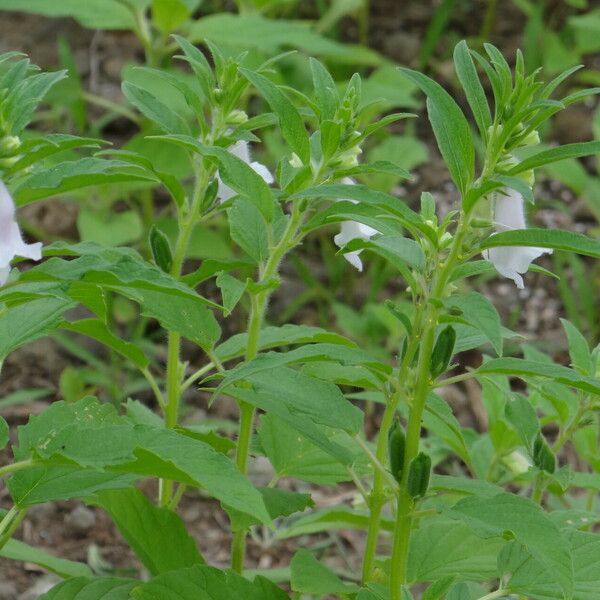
xmin=0 ymin=37 xmax=600 ymax=600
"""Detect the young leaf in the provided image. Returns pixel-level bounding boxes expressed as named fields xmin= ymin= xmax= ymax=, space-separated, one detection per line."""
xmin=506 ymin=141 xmax=600 ymax=175
xmin=560 ymin=318 xmax=593 ymax=375
xmin=453 ymin=40 xmax=492 ymax=140
xmin=228 ymin=198 xmax=269 ymax=264
xmin=399 ymin=67 xmax=475 ymax=196
xmin=240 ymin=67 xmax=310 ymax=164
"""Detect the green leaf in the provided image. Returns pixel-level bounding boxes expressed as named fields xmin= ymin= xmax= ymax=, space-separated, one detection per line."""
xmin=507 ymin=141 xmax=600 ymax=175
xmin=0 ymin=416 xmax=8 ymax=450
xmin=342 ymin=235 xmax=426 ymax=271
xmin=187 ymin=14 xmax=381 ymax=66
xmin=0 ymin=298 xmax=74 ymax=360
xmin=505 ymin=395 xmax=539 ymax=451
xmin=214 ymin=324 xmax=355 ymax=362
xmin=153 ymin=135 xmax=274 ymax=221
xmin=445 ymin=292 xmax=503 ymax=355
xmin=228 ymin=198 xmax=269 ymax=264
xmin=0 ymin=0 xmax=137 ymax=29
xmin=310 ymin=57 xmax=339 ymax=120
xmin=408 ymin=520 xmax=502 ymax=582
xmin=10 ymin=398 xmax=270 ymax=523
xmin=291 ymin=549 xmax=359 ymax=594
xmin=130 ymin=565 xmax=289 ymax=599
xmin=39 ymin=578 xmax=137 ymax=600
xmin=152 ymin=0 xmax=194 ymax=33
xmin=259 ymin=414 xmax=365 ymax=485
xmin=506 ymin=530 xmax=600 ymax=600
xmin=78 ymin=207 xmax=143 ymax=247
xmin=240 ymin=67 xmax=310 ymax=164
xmin=479 ymin=228 xmax=600 ymax=258
xmin=1 ymin=538 xmax=92 ymax=578
xmin=399 ymin=67 xmax=475 ymax=196
xmin=448 ymin=493 xmax=573 ymax=597
xmin=453 ymin=40 xmax=492 ymax=139
xmin=216 ymin=272 xmax=246 ymax=316
xmin=560 ymin=318 xmax=592 ymax=375
xmin=62 ymin=319 xmax=149 ymax=370
xmin=13 ymin=158 xmax=156 ymax=206
xmin=294 ymin=183 xmax=422 ymax=228
xmin=476 ymin=358 xmax=600 ymax=396
xmin=123 ymin=81 xmax=190 ymax=134
xmin=91 ymin=488 xmax=204 ymax=575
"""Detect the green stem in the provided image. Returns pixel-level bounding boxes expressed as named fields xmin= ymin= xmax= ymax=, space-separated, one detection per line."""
xmin=389 ymin=215 xmax=470 ymax=598
xmin=0 ymin=506 xmax=26 ymax=551
xmin=0 ymin=459 xmax=35 ymax=479
xmin=231 ymin=204 xmax=304 ymax=573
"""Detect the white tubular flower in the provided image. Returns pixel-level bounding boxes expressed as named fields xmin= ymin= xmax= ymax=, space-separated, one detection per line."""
xmin=333 ymin=178 xmax=378 ymax=272
xmin=0 ymin=181 xmax=42 ymax=285
xmin=217 ymin=140 xmax=273 ymax=203
xmin=482 ymin=187 xmax=551 ymax=289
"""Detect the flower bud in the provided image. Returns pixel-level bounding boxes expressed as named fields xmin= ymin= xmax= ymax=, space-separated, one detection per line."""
xmin=0 ymin=135 xmax=21 ymax=156
xmin=226 ymin=109 xmax=248 ymax=125
xmin=406 ymin=452 xmax=431 ymax=500
xmin=289 ymin=153 xmax=303 ymax=168
xmin=388 ymin=420 xmax=406 ymax=483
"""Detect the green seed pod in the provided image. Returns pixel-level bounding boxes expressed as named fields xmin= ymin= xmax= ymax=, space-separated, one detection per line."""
xmin=406 ymin=452 xmax=431 ymax=499
xmin=533 ymin=435 xmax=556 ymax=474
xmin=388 ymin=420 xmax=406 ymax=483
xmin=149 ymin=226 xmax=173 ymax=273
xmin=430 ymin=325 xmax=456 ymax=378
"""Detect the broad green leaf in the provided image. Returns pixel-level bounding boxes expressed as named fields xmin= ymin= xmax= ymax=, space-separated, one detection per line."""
xmin=1 ymin=539 xmax=92 ymax=578
xmin=0 ymin=0 xmax=139 ymax=29
xmin=560 ymin=319 xmax=592 ymax=374
xmin=507 ymin=141 xmax=600 ymax=175
xmin=62 ymin=319 xmax=149 ymax=370
xmin=479 ymin=229 xmax=600 ymax=259
xmin=399 ymin=68 xmax=475 ymax=196
xmin=215 ymin=272 xmax=246 ymax=316
xmin=91 ymin=488 xmax=204 ymax=575
xmin=342 ymin=235 xmax=426 ymax=271
xmin=448 ymin=493 xmax=573 ymax=597
xmin=187 ymin=14 xmax=381 ymax=66
xmin=78 ymin=207 xmax=143 ymax=247
xmin=123 ymin=81 xmax=190 ymax=134
xmin=505 ymin=395 xmax=539 ymax=451
xmin=214 ymin=324 xmax=355 ymax=362
xmin=290 ymin=549 xmax=358 ymax=594
xmin=240 ymin=67 xmax=310 ymax=164
xmin=453 ymin=40 xmax=492 ymax=139
xmin=153 ymin=135 xmax=274 ymax=221
xmin=10 ymin=398 xmax=270 ymax=523
xmin=422 ymin=576 xmax=457 ymax=600
xmin=228 ymin=198 xmax=269 ymax=263
xmin=39 ymin=578 xmax=137 ymax=600
xmin=0 ymin=298 xmax=74 ymax=360
xmin=294 ymin=183 xmax=422 ymax=228
xmin=8 ymin=467 xmax=139 ymax=506
xmin=408 ymin=520 xmax=502 ymax=582
xmin=152 ymin=0 xmax=197 ymax=33
xmin=130 ymin=565 xmax=289 ymax=599
xmin=226 ymin=486 xmax=314 ymax=531
xmin=430 ymin=475 xmax=503 ymax=498
xmin=259 ymin=414 xmax=366 ymax=485
xmin=214 ymin=343 xmax=387 ymax=398
xmin=445 ymin=292 xmax=503 ymax=355
xmin=13 ymin=158 xmax=156 ymax=205
xmin=335 ymin=160 xmax=413 ymax=181
xmin=506 ymin=530 xmax=600 ymax=600
xmin=476 ymin=358 xmax=600 ymax=396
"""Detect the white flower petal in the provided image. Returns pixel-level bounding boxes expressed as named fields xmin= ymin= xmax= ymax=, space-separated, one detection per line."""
xmin=483 ymin=187 xmax=552 ymax=289
xmin=0 ymin=180 xmax=43 ymax=285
